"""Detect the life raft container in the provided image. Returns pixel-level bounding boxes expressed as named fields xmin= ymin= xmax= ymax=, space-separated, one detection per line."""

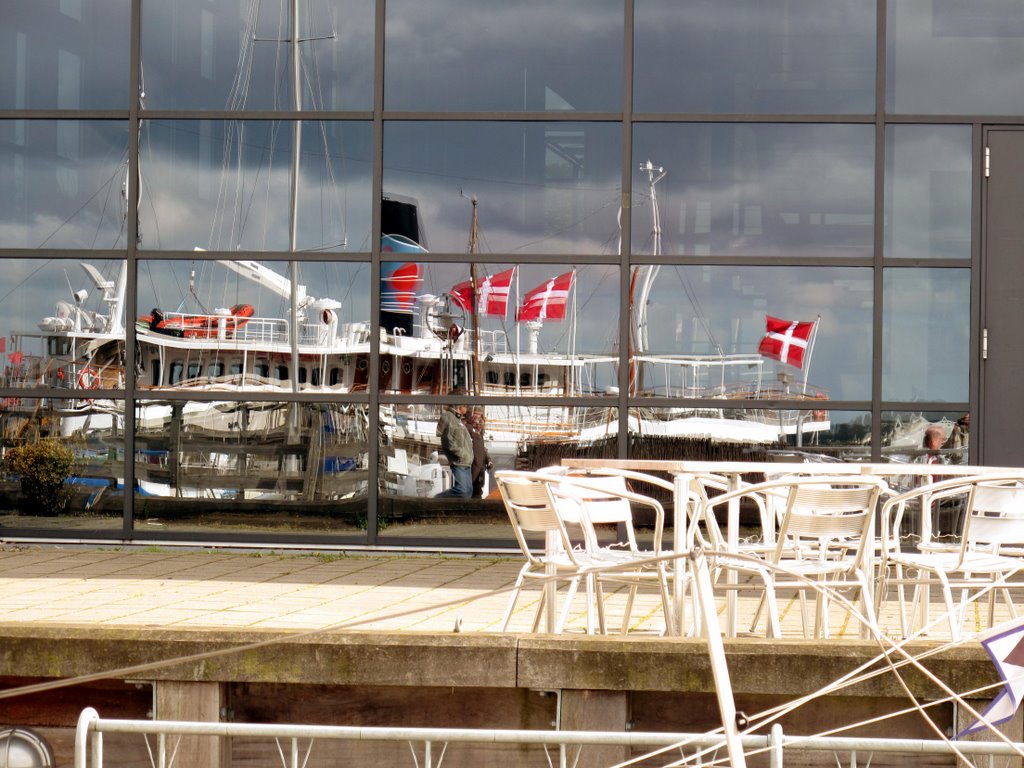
xmin=139 ymin=304 xmax=254 ymax=339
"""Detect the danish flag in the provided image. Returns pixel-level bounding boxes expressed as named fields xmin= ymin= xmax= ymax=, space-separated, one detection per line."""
xmin=450 ymin=268 xmax=516 ymax=318
xmin=757 ymin=315 xmax=815 ymax=368
xmin=517 ymin=271 xmax=574 ymax=323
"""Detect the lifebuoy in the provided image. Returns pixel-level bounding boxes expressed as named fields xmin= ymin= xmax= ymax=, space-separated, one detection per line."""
xmin=78 ymin=367 xmax=100 ymax=390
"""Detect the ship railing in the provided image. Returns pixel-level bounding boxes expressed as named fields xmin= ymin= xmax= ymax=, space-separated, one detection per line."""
xmin=75 ymin=709 xmax=1023 ymax=768
xmin=230 ymin=317 xmax=289 ymax=345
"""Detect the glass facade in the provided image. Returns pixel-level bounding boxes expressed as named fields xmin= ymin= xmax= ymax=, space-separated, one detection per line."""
xmin=0 ymin=0 xmax=992 ymax=547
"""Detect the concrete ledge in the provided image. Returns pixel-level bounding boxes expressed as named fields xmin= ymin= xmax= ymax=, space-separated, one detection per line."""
xmin=0 ymin=624 xmax=998 ymax=702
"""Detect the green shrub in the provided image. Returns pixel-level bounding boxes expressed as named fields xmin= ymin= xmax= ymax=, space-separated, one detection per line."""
xmin=6 ymin=440 xmax=75 ymax=516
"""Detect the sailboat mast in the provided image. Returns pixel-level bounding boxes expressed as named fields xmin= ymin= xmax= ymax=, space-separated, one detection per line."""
xmin=288 ymin=0 xmax=302 ymax=395
xmin=469 ymin=197 xmax=482 ymax=396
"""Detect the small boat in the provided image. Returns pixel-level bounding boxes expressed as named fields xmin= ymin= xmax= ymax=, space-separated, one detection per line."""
xmin=138 ymin=304 xmax=255 ymax=339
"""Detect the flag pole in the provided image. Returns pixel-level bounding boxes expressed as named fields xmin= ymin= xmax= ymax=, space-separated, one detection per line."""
xmin=514 ymin=267 xmax=521 ymax=398
xmin=800 ymin=315 xmax=821 ymax=395
xmin=569 ymin=269 xmax=577 ymax=396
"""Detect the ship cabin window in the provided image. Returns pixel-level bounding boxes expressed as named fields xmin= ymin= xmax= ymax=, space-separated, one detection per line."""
xmin=169 ymin=361 xmax=183 ymax=385
xmin=275 ymin=365 xmax=289 ymax=381
xmin=329 ymin=367 xmax=341 ymax=386
xmin=486 ymin=371 xmax=499 ymax=385
xmin=187 ymin=362 xmax=202 ymax=380
xmin=519 ymin=372 xmax=531 ymax=387
xmin=537 ymin=372 xmax=546 ymax=387
xmin=503 ymin=372 xmax=515 ymax=387
xmin=230 ymin=362 xmax=243 ymax=375
xmin=255 ymin=362 xmax=270 ymax=378
xmin=151 ymin=360 xmax=161 ymax=386
xmin=298 ymin=367 xmax=308 ymax=384
xmin=208 ymin=361 xmax=224 ymax=379
xmin=47 ymin=337 xmax=71 ymax=356
xmin=310 ymin=368 xmax=321 ymax=386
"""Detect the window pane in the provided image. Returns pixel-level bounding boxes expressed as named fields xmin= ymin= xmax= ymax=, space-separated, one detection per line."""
xmin=134 ymin=400 xmax=369 ymax=534
xmin=3 ymin=257 xmax=125 ymax=391
xmin=141 ymin=0 xmax=373 ymax=110
xmin=634 ymin=0 xmax=875 ymax=114
xmin=885 ymin=125 xmax=972 ymax=260
xmin=139 ymin=120 xmax=372 ymax=252
xmin=384 ymin=0 xmax=623 ymax=112
xmin=882 ymin=268 xmax=969 ymax=402
xmin=632 ymin=265 xmax=873 ymax=400
xmin=0 ymin=401 xmax=125 ymax=530
xmin=379 ymin=402 xmax=622 ymax=542
xmin=628 ymin=407 xmax=872 ymax=462
xmin=632 ymin=124 xmax=874 ymax=257
xmin=881 ymin=410 xmax=971 ymax=465
xmin=888 ymin=0 xmax=1024 ymax=114
xmin=137 ymin=260 xmax=371 ymax=393
xmin=0 ymin=0 xmax=130 ymax=109
xmin=0 ymin=120 xmax=130 ymax=249
xmin=384 ymin=122 xmax=622 ymax=254
xmin=377 ymin=263 xmax=618 ymax=396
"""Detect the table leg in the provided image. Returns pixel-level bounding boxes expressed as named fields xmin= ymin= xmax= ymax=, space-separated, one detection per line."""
xmin=726 ymin=474 xmax=740 ymax=637
xmin=544 ymin=530 xmax=557 ymax=633
xmin=673 ymin=472 xmax=693 ymax=636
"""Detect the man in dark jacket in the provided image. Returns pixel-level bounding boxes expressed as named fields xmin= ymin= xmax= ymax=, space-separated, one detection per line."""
xmin=435 ymin=396 xmax=473 ymax=498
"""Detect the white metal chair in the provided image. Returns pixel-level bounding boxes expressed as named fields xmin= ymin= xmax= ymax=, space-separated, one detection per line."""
xmin=695 ymin=475 xmax=887 ymax=638
xmin=877 ymin=472 xmax=1024 ymax=641
xmin=495 ymin=469 xmax=673 ymax=634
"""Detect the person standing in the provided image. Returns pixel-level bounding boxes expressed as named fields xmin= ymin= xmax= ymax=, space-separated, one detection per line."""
xmin=465 ymin=408 xmax=492 ymax=499
xmin=434 ymin=395 xmax=474 ymax=498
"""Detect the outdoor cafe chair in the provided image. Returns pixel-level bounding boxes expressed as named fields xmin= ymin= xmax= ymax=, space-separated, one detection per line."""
xmin=695 ymin=475 xmax=887 ymax=639
xmin=877 ymin=472 xmax=1024 ymax=641
xmin=494 ymin=469 xmax=674 ymax=635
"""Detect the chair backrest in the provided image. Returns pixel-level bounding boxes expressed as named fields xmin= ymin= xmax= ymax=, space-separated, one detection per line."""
xmin=494 ymin=471 xmax=579 ymax=566
xmin=963 ymin=481 xmax=1024 ymax=551
xmin=774 ymin=478 xmax=885 ymax=566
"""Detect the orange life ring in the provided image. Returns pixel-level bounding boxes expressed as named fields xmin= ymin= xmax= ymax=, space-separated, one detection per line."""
xmin=78 ymin=367 xmax=100 ymax=390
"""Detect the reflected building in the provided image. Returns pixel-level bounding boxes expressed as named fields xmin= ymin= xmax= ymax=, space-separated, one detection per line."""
xmin=0 ymin=0 xmax=1012 ymax=546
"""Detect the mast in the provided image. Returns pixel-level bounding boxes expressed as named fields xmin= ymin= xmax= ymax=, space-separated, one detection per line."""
xmin=628 ymin=160 xmax=666 ymax=395
xmin=287 ymin=0 xmax=302 ymax=396
xmin=468 ymin=197 xmax=482 ymax=396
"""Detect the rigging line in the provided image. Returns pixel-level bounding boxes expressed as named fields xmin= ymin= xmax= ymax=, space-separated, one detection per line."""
xmin=224 ymin=0 xmax=252 ymax=109
xmin=509 ymin=196 xmax=621 ymax=252
xmin=33 ymin=163 xmax=127 ymax=250
xmin=234 ymin=0 xmax=261 ymax=111
xmin=670 ymin=265 xmax=722 ymax=354
xmin=272 ymin=0 xmax=287 ymax=111
xmin=90 ymin=154 xmax=127 ymax=249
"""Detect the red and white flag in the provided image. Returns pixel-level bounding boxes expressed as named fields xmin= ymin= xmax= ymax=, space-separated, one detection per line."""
xmin=517 ymin=271 xmax=574 ymax=323
xmin=757 ymin=315 xmax=815 ymax=368
xmin=450 ymin=268 xmax=516 ymax=318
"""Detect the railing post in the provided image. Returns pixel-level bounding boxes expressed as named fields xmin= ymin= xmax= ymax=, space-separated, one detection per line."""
xmin=769 ymin=723 xmax=784 ymax=768
xmin=75 ymin=707 xmax=99 ymax=768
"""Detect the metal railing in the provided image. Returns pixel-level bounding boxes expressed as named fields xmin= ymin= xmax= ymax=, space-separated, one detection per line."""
xmin=75 ymin=708 xmax=1024 ymax=768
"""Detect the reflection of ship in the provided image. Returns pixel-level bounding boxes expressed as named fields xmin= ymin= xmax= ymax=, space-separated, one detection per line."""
xmin=7 ymin=206 xmax=832 ymax=502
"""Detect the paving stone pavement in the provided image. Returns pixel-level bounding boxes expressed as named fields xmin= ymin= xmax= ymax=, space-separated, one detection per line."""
xmin=0 ymin=545 xmax=1009 ymax=640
